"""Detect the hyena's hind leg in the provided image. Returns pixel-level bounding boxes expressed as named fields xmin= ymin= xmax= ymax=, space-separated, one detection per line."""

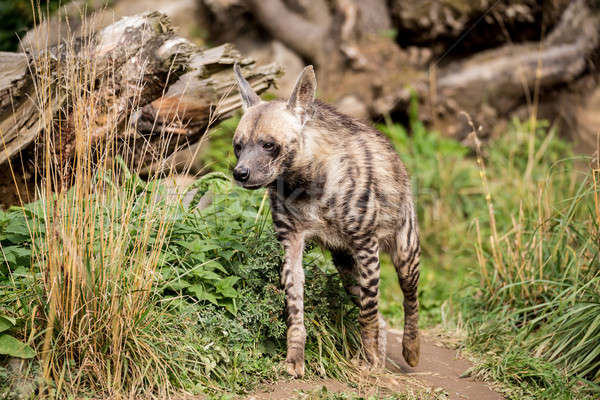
xmin=331 ymin=249 xmax=387 ymax=366
xmin=348 ymin=238 xmax=389 ymax=368
xmin=391 ymin=214 xmax=421 ymax=367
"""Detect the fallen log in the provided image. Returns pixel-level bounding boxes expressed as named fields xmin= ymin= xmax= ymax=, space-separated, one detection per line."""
xmin=389 ymin=0 xmax=571 ymax=56
xmin=0 ymin=11 xmax=280 ymax=207
xmin=373 ymin=0 xmax=600 ymax=140
xmin=427 ymin=0 xmax=599 ymax=139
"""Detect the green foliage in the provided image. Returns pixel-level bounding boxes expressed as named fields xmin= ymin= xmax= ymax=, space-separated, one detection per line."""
xmin=0 ymin=333 xmax=35 ymax=359
xmin=0 ymin=210 xmax=36 ymax=361
xmin=0 ymin=170 xmax=359 ymax=395
xmin=532 ymin=281 xmax=600 ymax=384
xmin=0 ymin=0 xmax=66 ymax=51
xmin=459 ymin=120 xmax=598 ymax=397
xmin=0 ymin=314 xmax=34 ymax=359
xmin=154 ymin=174 xmax=360 ymax=391
xmin=378 ymin=99 xmax=596 ymax=397
xmin=0 ymin=209 xmax=32 ymax=276
xmin=377 ymin=103 xmax=480 ymax=326
xmin=199 ymin=117 xmax=239 ymax=173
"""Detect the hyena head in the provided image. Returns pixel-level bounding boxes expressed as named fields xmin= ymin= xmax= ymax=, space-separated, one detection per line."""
xmin=232 ymin=63 xmax=316 ymax=189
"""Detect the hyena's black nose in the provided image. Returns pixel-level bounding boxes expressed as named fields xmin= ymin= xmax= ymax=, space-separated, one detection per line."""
xmin=233 ymin=166 xmax=250 ymax=182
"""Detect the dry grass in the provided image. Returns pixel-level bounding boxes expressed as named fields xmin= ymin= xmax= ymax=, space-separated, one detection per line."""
xmin=14 ymin=10 xmax=205 ymax=397
xmin=463 ymin=113 xmax=600 ymax=396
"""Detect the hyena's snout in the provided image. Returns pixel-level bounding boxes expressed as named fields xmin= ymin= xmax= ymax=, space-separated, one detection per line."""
xmin=233 ymin=165 xmax=250 ymax=183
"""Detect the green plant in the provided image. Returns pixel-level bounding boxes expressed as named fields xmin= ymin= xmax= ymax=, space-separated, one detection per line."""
xmin=377 ymin=99 xmax=482 ymax=326
xmin=461 ymin=116 xmax=598 ymax=397
xmin=0 ymin=0 xmax=66 ymax=51
xmin=1 ymin=167 xmax=362 ymax=397
xmin=153 ymin=175 xmax=362 ymax=391
xmin=199 ymin=117 xmax=240 ymax=174
xmin=378 ymin=100 xmax=596 ymax=397
xmin=0 ymin=209 xmax=36 ymax=360
xmin=0 ymin=314 xmax=34 ymax=359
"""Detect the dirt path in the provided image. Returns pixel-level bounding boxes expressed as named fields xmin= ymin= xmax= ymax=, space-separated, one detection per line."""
xmin=248 ymin=329 xmax=502 ymax=400
xmin=386 ymin=329 xmax=501 ymax=400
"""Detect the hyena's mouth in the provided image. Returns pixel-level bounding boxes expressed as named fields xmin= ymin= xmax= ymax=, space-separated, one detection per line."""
xmin=242 ymin=183 xmax=263 ymax=190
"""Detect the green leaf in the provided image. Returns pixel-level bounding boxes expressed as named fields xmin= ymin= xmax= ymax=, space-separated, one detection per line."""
xmin=192 ymin=269 xmax=222 ymax=281
xmin=215 ymin=276 xmax=240 ymax=298
xmin=156 ymin=252 xmax=177 ymax=267
xmin=0 ymin=315 xmax=16 ymax=325
xmin=1 ymin=245 xmax=31 ymax=267
xmin=188 ymin=284 xmax=219 ymax=305
xmin=167 ymin=279 xmax=191 ymax=291
xmin=204 ymin=260 xmax=228 ymax=274
xmin=1 ymin=248 xmax=16 ymax=265
xmin=0 ymin=334 xmax=35 ymax=358
xmin=222 ymin=299 xmax=237 ymax=316
xmin=4 ymin=218 xmax=30 ymax=243
xmin=0 ymin=316 xmax=15 ymax=333
xmin=179 ymin=238 xmax=221 ymax=254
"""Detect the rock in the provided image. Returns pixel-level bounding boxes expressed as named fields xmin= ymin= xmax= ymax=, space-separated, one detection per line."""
xmin=160 ymin=174 xmax=214 ymax=209
xmin=6 ymin=358 xmax=36 ymax=400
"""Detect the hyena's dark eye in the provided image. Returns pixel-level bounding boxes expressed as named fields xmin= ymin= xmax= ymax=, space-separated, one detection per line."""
xmin=263 ymin=142 xmax=275 ymax=151
xmin=234 ymin=144 xmax=242 ymax=157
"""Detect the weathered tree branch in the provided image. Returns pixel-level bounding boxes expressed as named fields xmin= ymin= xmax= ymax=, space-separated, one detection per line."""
xmin=0 ymin=53 xmax=30 ymax=120
xmin=297 ymin=0 xmax=332 ymax=28
xmin=246 ymin=0 xmax=328 ymax=61
xmin=0 ymin=11 xmax=281 ymax=207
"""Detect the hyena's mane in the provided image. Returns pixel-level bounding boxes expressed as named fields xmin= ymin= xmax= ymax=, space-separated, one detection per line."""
xmin=309 ymin=100 xmax=398 ymax=153
xmin=309 ymin=100 xmax=366 ymax=135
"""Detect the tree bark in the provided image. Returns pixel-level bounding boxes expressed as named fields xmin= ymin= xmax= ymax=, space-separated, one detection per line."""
xmin=389 ymin=0 xmax=572 ymax=57
xmin=0 ymin=11 xmax=280 ymax=208
xmin=424 ymin=0 xmax=600 ymax=139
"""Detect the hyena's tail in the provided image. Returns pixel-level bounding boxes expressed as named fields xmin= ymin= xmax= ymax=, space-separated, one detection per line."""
xmin=391 ymin=211 xmax=420 ymax=367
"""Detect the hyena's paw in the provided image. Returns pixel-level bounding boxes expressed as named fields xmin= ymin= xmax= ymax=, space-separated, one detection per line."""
xmin=359 ymin=336 xmax=384 ymax=370
xmin=357 ymin=318 xmax=387 ymax=370
xmin=286 ymin=347 xmax=305 ymax=378
xmin=356 ymin=351 xmax=382 ymax=371
xmin=402 ymin=332 xmax=420 ymax=367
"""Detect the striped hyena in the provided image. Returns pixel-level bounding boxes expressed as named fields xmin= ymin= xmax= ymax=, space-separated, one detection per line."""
xmin=232 ymin=64 xmax=420 ymax=377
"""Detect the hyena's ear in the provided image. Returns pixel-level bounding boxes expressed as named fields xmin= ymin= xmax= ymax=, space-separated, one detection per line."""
xmin=234 ymin=63 xmax=260 ymax=111
xmin=287 ymin=65 xmax=316 ymax=123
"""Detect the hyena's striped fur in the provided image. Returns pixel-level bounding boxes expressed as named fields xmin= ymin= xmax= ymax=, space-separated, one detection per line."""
xmin=232 ymin=64 xmax=420 ymax=377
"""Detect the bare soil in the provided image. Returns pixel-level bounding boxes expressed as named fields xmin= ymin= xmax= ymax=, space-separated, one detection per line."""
xmin=246 ymin=329 xmax=503 ymax=400
xmin=386 ymin=329 xmax=502 ymax=400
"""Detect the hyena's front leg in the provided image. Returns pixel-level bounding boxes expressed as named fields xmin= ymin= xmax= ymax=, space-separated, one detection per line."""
xmin=354 ymin=237 xmax=385 ymax=368
xmin=279 ymin=231 xmax=306 ymax=377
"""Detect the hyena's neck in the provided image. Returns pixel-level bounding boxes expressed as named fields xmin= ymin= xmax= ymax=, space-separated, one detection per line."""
xmin=272 ymin=161 xmax=328 ymax=202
